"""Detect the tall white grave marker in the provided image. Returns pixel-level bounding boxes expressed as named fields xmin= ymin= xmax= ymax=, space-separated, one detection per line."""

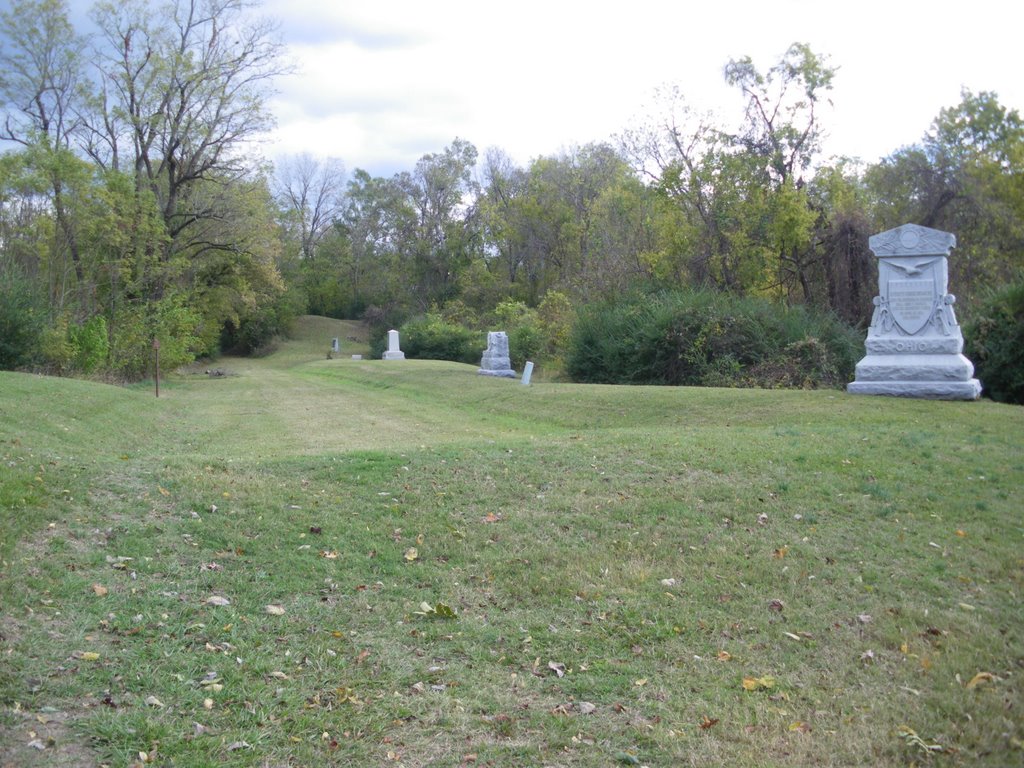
xmin=382 ymin=329 xmax=405 ymax=360
xmin=847 ymin=223 xmax=981 ymax=399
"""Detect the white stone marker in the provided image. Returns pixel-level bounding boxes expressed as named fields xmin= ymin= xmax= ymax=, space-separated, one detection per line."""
xmin=521 ymin=361 xmax=534 ymax=386
xmin=331 ymin=337 xmax=340 ymax=353
xmin=382 ymin=329 xmax=405 ymax=360
xmin=847 ymin=223 xmax=981 ymax=400
xmin=478 ymin=331 xmax=516 ymax=378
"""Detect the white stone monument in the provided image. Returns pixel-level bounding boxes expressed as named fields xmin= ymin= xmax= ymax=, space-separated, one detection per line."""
xmin=847 ymin=223 xmax=981 ymax=400
xmin=478 ymin=331 xmax=516 ymax=378
xmin=382 ymin=329 xmax=405 ymax=360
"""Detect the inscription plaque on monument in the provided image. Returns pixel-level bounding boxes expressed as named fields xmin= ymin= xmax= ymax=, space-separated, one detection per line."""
xmin=847 ymin=223 xmax=981 ymax=399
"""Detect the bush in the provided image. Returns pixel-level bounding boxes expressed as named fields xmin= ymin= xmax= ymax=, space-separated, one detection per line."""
xmin=0 ymin=263 xmax=45 ymax=370
xmin=70 ymin=315 xmax=110 ymax=373
xmin=108 ymin=299 xmax=202 ymax=379
xmin=566 ymin=289 xmax=861 ymax=389
xmin=964 ymin=279 xmax=1024 ymax=404
xmin=399 ymin=313 xmax=484 ymax=364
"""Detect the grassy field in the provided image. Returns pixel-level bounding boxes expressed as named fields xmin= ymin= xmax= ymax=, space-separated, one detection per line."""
xmin=1 ymin=316 xmax=1021 ymax=767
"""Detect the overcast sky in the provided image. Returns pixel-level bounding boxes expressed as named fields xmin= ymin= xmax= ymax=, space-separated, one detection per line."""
xmin=53 ymin=0 xmax=1017 ymax=179
xmin=253 ymin=0 xmax=1023 ymax=178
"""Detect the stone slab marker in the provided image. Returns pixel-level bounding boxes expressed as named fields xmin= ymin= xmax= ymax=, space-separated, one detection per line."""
xmin=847 ymin=223 xmax=981 ymax=400
xmin=382 ymin=329 xmax=405 ymax=360
xmin=478 ymin=331 xmax=516 ymax=378
xmin=521 ymin=361 xmax=534 ymax=386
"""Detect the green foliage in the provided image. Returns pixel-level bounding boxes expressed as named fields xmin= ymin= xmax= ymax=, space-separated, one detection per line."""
xmin=399 ymin=313 xmax=484 ymax=364
xmin=0 ymin=262 xmax=45 ymax=369
xmin=566 ymin=289 xmax=860 ymax=388
xmin=220 ymin=285 xmax=304 ymax=356
xmin=964 ymin=277 xmax=1024 ymax=404
xmin=70 ymin=315 xmax=109 ymax=372
xmin=108 ymin=299 xmax=202 ymax=379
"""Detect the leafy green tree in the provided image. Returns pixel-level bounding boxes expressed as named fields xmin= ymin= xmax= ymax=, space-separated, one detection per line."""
xmin=396 ymin=138 xmax=481 ymax=308
xmin=865 ymin=90 xmax=1024 ymax=302
xmin=0 ymin=0 xmax=89 ymax=288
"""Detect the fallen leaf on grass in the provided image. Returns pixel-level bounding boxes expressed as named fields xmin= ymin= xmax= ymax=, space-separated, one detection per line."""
xmin=789 ymin=721 xmax=811 ymax=733
xmin=897 ymin=725 xmax=945 ymax=754
xmin=742 ymin=676 xmax=775 ymax=691
xmin=415 ymin=602 xmax=457 ymax=619
xmin=773 ymin=546 xmax=788 ymax=559
xmin=768 ymin=599 xmax=785 ymax=612
xmin=226 ymin=741 xmax=251 ymax=751
xmin=264 ymin=604 xmax=285 ymax=616
xmin=716 ymin=650 xmax=732 ymax=661
xmin=965 ymin=672 xmax=995 ymax=689
xmin=481 ymin=512 xmax=501 ymax=523
xmin=77 ymin=651 xmax=100 ymax=661
xmin=548 ymin=661 xmax=566 ymax=678
xmin=578 ymin=701 xmax=597 ymax=715
xmin=404 ymin=547 xmax=419 ymax=562
xmin=699 ymin=715 xmax=719 ymax=729
xmin=145 ymin=696 xmax=164 ymax=708
xmin=92 ymin=584 xmax=108 ymax=597
xmin=320 ymin=550 xmax=338 ymax=559
xmin=206 ymin=596 xmax=230 ymax=606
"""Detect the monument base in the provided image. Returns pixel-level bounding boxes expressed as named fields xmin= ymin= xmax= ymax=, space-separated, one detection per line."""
xmin=852 ymin=353 xmax=976 ymax=382
xmin=478 ymin=368 xmax=516 ymax=378
xmin=382 ymin=351 xmax=405 ymax=360
xmin=847 ymin=379 xmax=981 ymax=400
xmin=848 ymin=352 xmax=981 ymax=400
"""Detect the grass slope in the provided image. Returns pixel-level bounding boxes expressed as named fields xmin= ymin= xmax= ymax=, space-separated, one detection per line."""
xmin=1 ymin=316 xmax=1021 ymax=767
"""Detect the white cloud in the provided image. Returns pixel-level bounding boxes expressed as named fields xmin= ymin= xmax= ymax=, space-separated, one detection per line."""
xmin=255 ymin=0 xmax=1024 ymax=176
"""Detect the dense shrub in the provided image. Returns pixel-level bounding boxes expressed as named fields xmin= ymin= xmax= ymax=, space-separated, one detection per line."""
xmin=0 ymin=263 xmax=45 ymax=370
xmin=70 ymin=315 xmax=110 ymax=373
xmin=399 ymin=313 xmax=484 ymax=364
xmin=964 ymin=279 xmax=1024 ymax=404
xmin=221 ymin=287 xmax=303 ymax=356
xmin=566 ymin=290 xmax=861 ymax=389
xmin=108 ymin=300 xmax=202 ymax=379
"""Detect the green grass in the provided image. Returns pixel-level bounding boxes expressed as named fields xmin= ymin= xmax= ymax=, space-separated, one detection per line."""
xmin=1 ymin=316 xmax=1022 ymax=767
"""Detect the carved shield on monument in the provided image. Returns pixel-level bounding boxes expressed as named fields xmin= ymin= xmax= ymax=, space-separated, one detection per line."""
xmin=881 ymin=255 xmax=940 ymax=336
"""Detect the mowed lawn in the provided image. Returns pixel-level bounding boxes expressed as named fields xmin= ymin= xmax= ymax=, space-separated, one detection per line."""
xmin=1 ymin=316 xmax=1021 ymax=767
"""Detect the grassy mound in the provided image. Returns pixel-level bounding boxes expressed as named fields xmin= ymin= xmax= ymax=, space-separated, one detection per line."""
xmin=1 ymin=316 xmax=1021 ymax=766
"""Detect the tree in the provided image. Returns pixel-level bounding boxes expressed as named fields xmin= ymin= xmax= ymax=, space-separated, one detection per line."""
xmin=273 ymin=153 xmax=346 ymax=261
xmin=0 ymin=0 xmax=89 ymax=286
xmin=865 ymin=90 xmax=1024 ymax=301
xmin=86 ymin=0 xmax=287 ymax=267
xmin=724 ymin=42 xmax=835 ymax=188
xmin=396 ymin=138 xmax=481 ymax=308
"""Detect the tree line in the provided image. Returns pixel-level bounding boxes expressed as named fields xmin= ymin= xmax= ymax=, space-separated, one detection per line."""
xmin=3 ymin=0 xmax=1023 ymax=380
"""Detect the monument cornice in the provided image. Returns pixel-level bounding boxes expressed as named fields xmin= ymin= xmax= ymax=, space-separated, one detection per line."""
xmin=868 ymin=223 xmax=956 ymax=258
